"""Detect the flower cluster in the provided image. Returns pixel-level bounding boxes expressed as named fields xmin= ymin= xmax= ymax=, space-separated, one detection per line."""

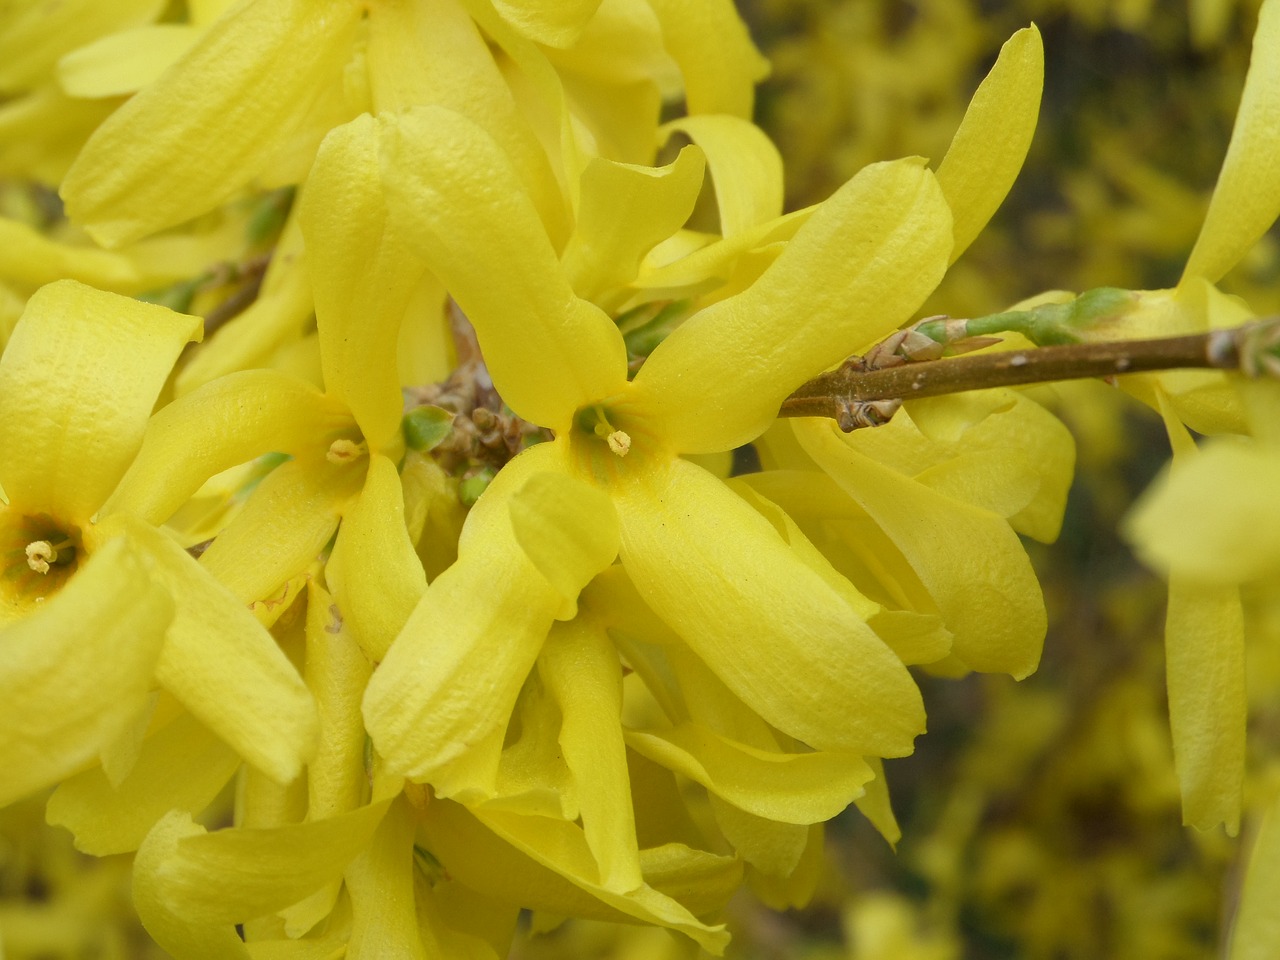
xmin=1 ymin=1 xmax=1279 ymax=957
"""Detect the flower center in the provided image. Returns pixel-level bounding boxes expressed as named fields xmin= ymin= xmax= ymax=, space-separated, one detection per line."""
xmin=1 ymin=512 xmax=83 ymax=613
xmin=575 ymin=405 xmax=632 ymax=459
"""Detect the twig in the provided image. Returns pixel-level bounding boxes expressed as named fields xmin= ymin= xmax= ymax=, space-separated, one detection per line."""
xmin=779 ymin=318 xmax=1280 ymax=431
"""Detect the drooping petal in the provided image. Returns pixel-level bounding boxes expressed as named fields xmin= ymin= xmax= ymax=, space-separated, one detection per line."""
xmin=117 ymin=516 xmax=319 ymax=784
xmin=796 ymin=418 xmax=1046 ymax=679
xmin=302 ymin=581 xmax=372 ymax=824
xmin=380 ymin=106 xmax=628 ymax=430
xmin=626 ymin=723 xmax=874 ymax=824
xmin=302 ymin=114 xmax=423 ymax=454
xmin=0 ymin=280 xmax=199 ymax=521
xmin=327 ymin=455 xmax=427 ymax=662
xmin=660 ymin=116 xmax=783 ymax=237
xmin=134 ymin=812 xmax=251 ymax=960
xmin=934 ymin=25 xmax=1043 ymax=263
xmin=633 ymin=159 xmax=952 ymax=453
xmin=644 ymin=0 xmax=768 ymax=118
xmin=56 ymin=24 xmax=200 ymax=98
xmin=560 ymin=145 xmax=706 ymax=303
xmin=615 ymin=457 xmax=925 ymax=757
xmin=0 ymin=536 xmax=171 ymax=807
xmin=508 ymin=469 xmax=620 ymax=620
xmin=345 ymin=795 xmax=427 ymax=960
xmin=1166 ymin=576 xmax=1245 ymax=834
xmin=1181 ymin=0 xmax=1280 ymax=284
xmin=1229 ymin=792 xmax=1280 ymax=960
xmin=197 ymin=455 xmax=360 ymax=607
xmin=47 ymin=709 xmax=240 ymax=856
xmin=102 ymin=369 xmax=352 ymax=526
xmin=1126 ymin=442 xmax=1280 ymax=584
xmin=363 ymin=442 xmax=565 ymax=779
xmin=540 ymin=617 xmax=642 ymax=892
xmin=61 ymin=0 xmax=362 ymax=246
xmin=146 ymin=802 xmax=391 ymax=924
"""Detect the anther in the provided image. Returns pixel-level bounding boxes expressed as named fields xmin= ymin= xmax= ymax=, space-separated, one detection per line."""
xmin=25 ymin=537 xmax=72 ymax=574
xmin=327 ymin=438 xmax=368 ymax=463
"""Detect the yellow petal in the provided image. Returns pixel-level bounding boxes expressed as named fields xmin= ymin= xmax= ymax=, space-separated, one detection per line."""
xmin=148 ymin=802 xmax=391 ymax=924
xmin=509 ymin=470 xmax=619 ymax=620
xmin=797 ymin=418 xmax=1046 ymax=679
xmin=365 ymin=0 xmax=568 ymax=242
xmin=120 ymin=516 xmax=319 ymax=784
xmin=343 ymin=796 xmax=427 ymax=960
xmin=560 ymin=145 xmax=706 ymax=303
xmin=0 ymin=280 xmax=200 ymax=521
xmin=1166 ymin=576 xmax=1245 ymax=834
xmin=935 ymin=26 xmax=1043 ymax=263
xmin=380 ymin=106 xmax=628 ymax=430
xmin=327 ymin=455 xmax=427 ymax=662
xmin=1181 ymin=0 xmax=1280 ymax=284
xmin=363 ymin=443 xmax=564 ymax=779
xmin=57 ymin=24 xmax=200 ymax=98
xmin=633 ymin=159 xmax=952 ymax=453
xmin=302 ymin=114 xmax=423 ymax=454
xmin=173 ymin=214 xmax=315 ymax=396
xmin=854 ymin=757 xmax=901 ymax=847
xmin=1126 ymin=442 xmax=1280 ymax=584
xmin=1229 ymin=792 xmax=1280 ymax=960
xmin=47 ymin=710 xmax=240 ymax=855
xmin=626 ymin=723 xmax=873 ymax=824
xmin=644 ymin=0 xmax=768 ymax=118
xmin=197 ymin=456 xmax=358 ymax=607
xmin=135 ymin=812 xmax=251 ymax=960
xmin=615 ymin=457 xmax=925 ymax=757
xmin=302 ymin=580 xmax=372 ymax=825
xmin=492 ymin=0 xmax=603 ymax=47
xmin=0 ymin=216 xmax=140 ymax=293
xmin=0 ymin=0 xmax=162 ymax=91
xmin=0 ymin=536 xmax=172 ymax=807
xmin=103 ymin=370 xmax=352 ymax=526
xmin=711 ymin=797 xmax=808 ymax=879
xmin=420 ymin=798 xmax=729 ymax=951
xmin=661 ymin=116 xmax=783 ymax=237
xmin=841 ymin=391 xmax=1075 ymax=543
xmin=540 ymin=617 xmax=641 ymax=892
xmin=61 ymin=0 xmax=361 ymax=246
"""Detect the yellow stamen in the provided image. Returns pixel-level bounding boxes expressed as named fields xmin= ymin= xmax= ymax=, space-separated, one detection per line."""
xmin=327 ymin=438 xmax=368 ymax=463
xmin=25 ymin=537 xmax=73 ymax=574
xmin=606 ymin=430 xmax=631 ymax=457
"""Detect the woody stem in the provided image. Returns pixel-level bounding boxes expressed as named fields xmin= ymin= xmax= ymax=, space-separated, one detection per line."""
xmin=779 ymin=319 xmax=1280 ymax=429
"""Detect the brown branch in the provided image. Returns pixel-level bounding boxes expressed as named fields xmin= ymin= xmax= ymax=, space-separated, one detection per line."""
xmin=780 ymin=319 xmax=1280 ymax=431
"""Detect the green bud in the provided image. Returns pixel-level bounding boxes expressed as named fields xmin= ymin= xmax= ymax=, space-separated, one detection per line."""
xmin=403 ymin=405 xmax=455 ymax=452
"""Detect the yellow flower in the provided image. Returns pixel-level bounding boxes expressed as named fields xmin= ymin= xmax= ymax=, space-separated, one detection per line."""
xmin=59 ymin=0 xmax=766 ymax=248
xmin=360 ymin=102 xmax=950 ymax=785
xmin=0 ymin=279 xmax=317 ymax=807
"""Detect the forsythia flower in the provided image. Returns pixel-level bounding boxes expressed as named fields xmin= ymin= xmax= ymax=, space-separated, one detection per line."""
xmin=0 ymin=280 xmax=317 ymax=806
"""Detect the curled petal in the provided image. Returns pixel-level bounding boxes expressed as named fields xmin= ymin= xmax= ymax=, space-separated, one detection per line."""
xmin=0 ymin=280 xmax=199 ymax=522
xmin=380 ymin=106 xmax=627 ymax=430
xmin=633 ymin=160 xmax=951 ymax=453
